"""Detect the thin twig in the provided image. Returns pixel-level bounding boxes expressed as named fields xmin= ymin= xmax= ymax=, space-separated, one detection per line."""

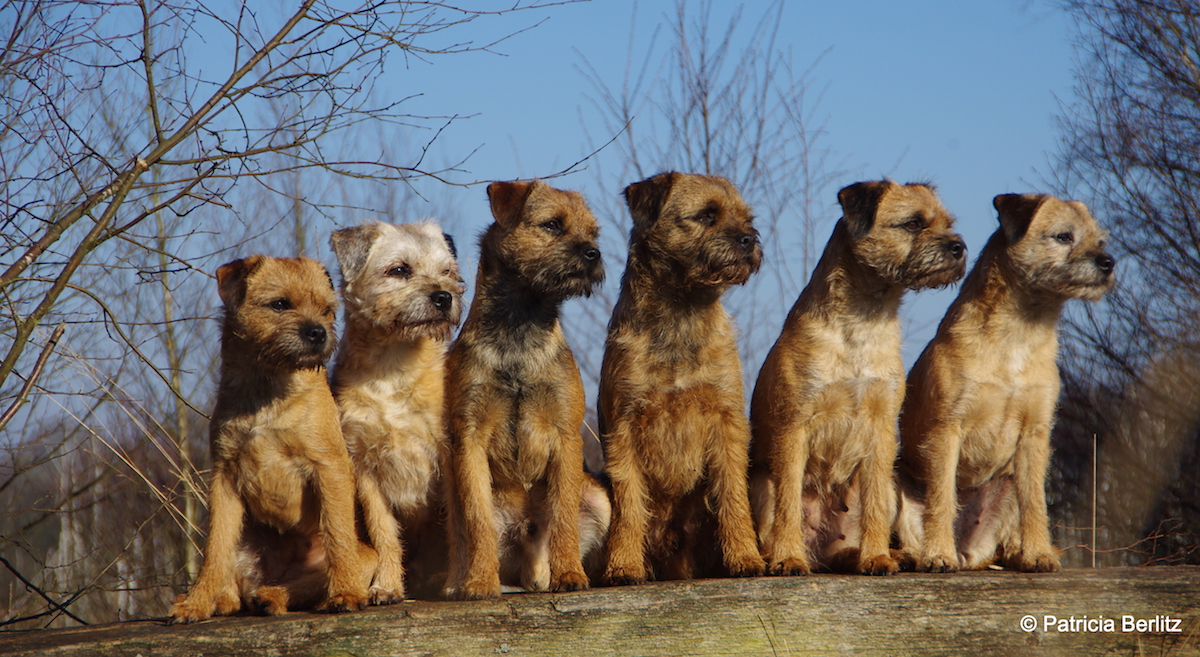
xmin=0 ymin=555 xmax=89 ymax=627
xmin=0 ymin=322 xmax=65 ymax=433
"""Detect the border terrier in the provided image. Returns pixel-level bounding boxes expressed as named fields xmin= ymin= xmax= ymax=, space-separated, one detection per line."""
xmin=330 ymin=221 xmax=464 ymax=602
xmin=749 ymin=181 xmax=966 ymax=576
xmin=444 ymin=179 xmax=611 ymax=600
xmin=896 ymin=193 xmax=1116 ymax=572
xmin=600 ymin=171 xmax=766 ymax=584
xmin=170 ymin=255 xmax=373 ymax=623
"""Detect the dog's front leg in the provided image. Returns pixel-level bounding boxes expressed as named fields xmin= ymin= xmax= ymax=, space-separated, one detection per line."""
xmin=451 ymin=415 xmax=502 ymax=599
xmin=546 ymin=428 xmax=588 ymax=592
xmin=314 ymin=446 xmax=369 ymax=613
xmin=1008 ymin=403 xmax=1060 ymax=572
xmin=763 ymin=422 xmax=812 ymax=575
xmin=357 ymin=473 xmax=405 ymax=603
xmin=858 ymin=421 xmax=901 ymax=575
xmin=919 ymin=422 xmax=963 ymax=572
xmin=603 ymin=417 xmax=650 ymax=586
xmin=170 ymin=467 xmax=245 ymax=623
xmin=709 ymin=408 xmax=766 ymax=577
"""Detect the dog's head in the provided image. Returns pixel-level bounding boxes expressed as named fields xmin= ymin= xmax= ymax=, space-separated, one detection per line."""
xmin=624 ymin=172 xmax=762 ymax=288
xmin=992 ymin=194 xmax=1116 ymax=301
xmin=482 ymin=179 xmax=604 ymax=300
xmin=217 ymin=255 xmax=338 ymax=368
xmin=837 ymin=181 xmax=966 ymax=290
xmin=331 ymin=221 xmax=464 ymax=342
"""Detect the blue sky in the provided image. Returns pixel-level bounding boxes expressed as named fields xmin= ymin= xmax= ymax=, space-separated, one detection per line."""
xmin=360 ymin=0 xmax=1078 ymax=365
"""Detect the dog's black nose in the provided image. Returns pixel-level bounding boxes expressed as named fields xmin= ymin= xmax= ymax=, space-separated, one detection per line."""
xmin=302 ymin=324 xmax=327 ymax=346
xmin=738 ymin=233 xmax=759 ymax=250
xmin=947 ymin=239 xmax=966 ymax=260
xmin=431 ymin=290 xmax=452 ymax=310
xmin=582 ymin=247 xmax=600 ymax=262
xmin=1095 ymin=253 xmax=1116 ymax=274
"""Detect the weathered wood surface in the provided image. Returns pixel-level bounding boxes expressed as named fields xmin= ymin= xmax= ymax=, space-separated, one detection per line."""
xmin=3 ymin=567 xmax=1198 ymax=656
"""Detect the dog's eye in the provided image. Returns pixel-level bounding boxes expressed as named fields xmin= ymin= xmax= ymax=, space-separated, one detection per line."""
xmin=901 ymin=219 xmax=923 ymax=233
xmin=388 ymin=264 xmax=413 ymax=279
xmin=269 ymin=298 xmax=292 ymax=312
xmin=694 ymin=212 xmax=716 ymax=227
xmin=541 ymin=219 xmax=564 ymax=236
xmin=1054 ymin=232 xmax=1074 ymax=245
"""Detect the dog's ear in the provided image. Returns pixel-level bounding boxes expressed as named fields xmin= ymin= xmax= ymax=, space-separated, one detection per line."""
xmin=837 ymin=181 xmax=891 ymax=240
xmin=216 ymin=254 xmax=264 ymax=308
xmin=330 ymin=224 xmax=382 ymax=285
xmin=487 ymin=180 xmax=536 ymax=229
xmin=993 ymin=194 xmax=1047 ymax=244
xmin=442 ymin=232 xmax=458 ymax=259
xmin=624 ymin=171 xmax=678 ymax=237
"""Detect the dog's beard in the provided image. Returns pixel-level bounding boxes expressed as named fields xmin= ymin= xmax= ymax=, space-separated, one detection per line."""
xmin=528 ymin=259 xmax=605 ymax=299
xmin=354 ymin=292 xmax=461 ymax=342
xmin=903 ymin=261 xmax=967 ymax=290
xmin=691 ymin=249 xmax=762 ymax=288
xmin=1025 ymin=261 xmax=1116 ymax=301
xmin=882 ymin=245 xmax=966 ymax=291
xmin=393 ymin=317 xmax=456 ymax=342
xmin=260 ymin=327 xmax=336 ymax=368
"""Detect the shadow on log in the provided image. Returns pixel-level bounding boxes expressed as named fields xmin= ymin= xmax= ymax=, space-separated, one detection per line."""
xmin=2 ymin=567 xmax=1198 ymax=656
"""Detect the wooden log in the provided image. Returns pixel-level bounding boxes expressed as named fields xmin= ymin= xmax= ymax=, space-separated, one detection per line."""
xmin=2 ymin=567 xmax=1198 ymax=656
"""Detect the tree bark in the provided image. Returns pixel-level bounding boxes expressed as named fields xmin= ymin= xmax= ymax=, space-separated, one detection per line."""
xmin=2 ymin=568 xmax=1198 ymax=656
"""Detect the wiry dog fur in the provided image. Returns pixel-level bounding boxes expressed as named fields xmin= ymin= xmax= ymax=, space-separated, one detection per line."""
xmin=444 ymin=180 xmax=611 ymax=600
xmin=170 ymin=256 xmax=373 ymax=623
xmin=750 ymin=181 xmax=966 ymax=576
xmin=600 ymin=171 xmax=766 ymax=584
xmin=330 ymin=221 xmax=464 ymax=602
xmin=896 ymin=194 xmax=1116 ymax=572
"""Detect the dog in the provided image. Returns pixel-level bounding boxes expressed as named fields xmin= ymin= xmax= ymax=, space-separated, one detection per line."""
xmin=170 ymin=255 xmax=373 ymax=623
xmin=749 ymin=181 xmax=966 ymax=576
xmin=896 ymin=193 xmax=1116 ymax=572
xmin=600 ymin=171 xmax=766 ymax=584
xmin=444 ymin=179 xmax=611 ymax=600
xmin=329 ymin=221 xmax=464 ymax=602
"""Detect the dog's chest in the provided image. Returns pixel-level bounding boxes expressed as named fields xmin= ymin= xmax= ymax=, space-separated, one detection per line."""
xmin=351 ymin=400 xmax=442 ymax=511
xmin=955 ymin=327 xmax=1059 ymax=478
xmin=632 ymin=372 xmax=737 ymax=497
xmin=221 ymin=400 xmax=332 ymax=531
xmin=475 ymin=341 xmax=577 ymax=486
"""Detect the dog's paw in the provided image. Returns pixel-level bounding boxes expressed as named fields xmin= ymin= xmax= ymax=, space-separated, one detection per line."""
xmin=249 ymin=586 xmax=289 ymax=616
xmin=320 ymin=590 xmax=368 ymax=613
xmin=726 ymin=554 xmax=766 ymax=578
xmin=454 ymin=575 xmax=502 ymax=600
xmin=368 ymin=584 xmax=404 ymax=606
xmin=859 ymin=553 xmax=900 ymax=576
xmin=602 ymin=564 xmax=646 ymax=587
xmin=921 ymin=553 xmax=959 ymax=573
xmin=551 ymin=569 xmax=590 ymax=593
xmin=168 ymin=600 xmax=213 ymax=625
xmin=169 ymin=594 xmax=223 ymax=624
xmin=1012 ymin=551 xmax=1060 ymax=573
xmin=768 ymin=556 xmax=811 ymax=577
xmin=893 ymin=549 xmax=920 ymax=572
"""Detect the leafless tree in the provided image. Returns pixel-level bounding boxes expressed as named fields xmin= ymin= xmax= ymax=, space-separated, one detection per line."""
xmin=574 ymin=0 xmax=844 ymax=398
xmin=0 ymin=0 xmax=575 ymax=627
xmin=1047 ymin=0 xmax=1200 ymax=566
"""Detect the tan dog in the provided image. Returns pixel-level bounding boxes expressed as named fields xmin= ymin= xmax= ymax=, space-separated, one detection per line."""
xmin=330 ymin=222 xmax=463 ymax=602
xmin=170 ymin=256 xmax=373 ymax=623
xmin=444 ymin=180 xmax=611 ymax=600
xmin=750 ymin=181 xmax=966 ymax=576
xmin=600 ymin=171 xmax=766 ymax=584
xmin=896 ymin=194 xmax=1116 ymax=572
